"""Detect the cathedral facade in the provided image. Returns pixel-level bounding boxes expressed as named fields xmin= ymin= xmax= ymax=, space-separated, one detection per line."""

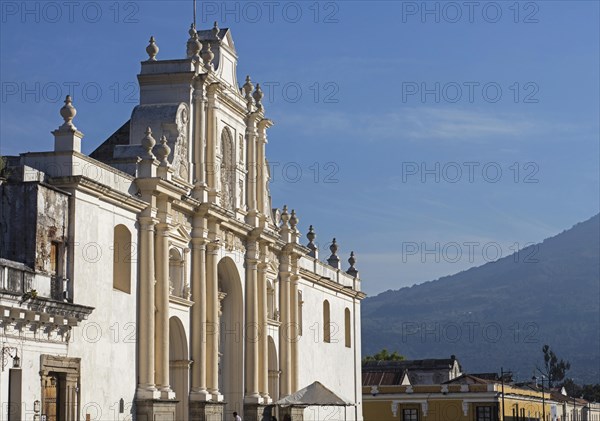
xmin=0 ymin=22 xmax=364 ymax=421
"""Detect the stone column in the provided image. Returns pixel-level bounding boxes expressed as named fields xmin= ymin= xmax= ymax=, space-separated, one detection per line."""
xmin=206 ymin=229 xmax=222 ymax=400
xmin=206 ymin=83 xmax=220 ymax=203
xmin=193 ymin=82 xmax=207 ymax=200
xmin=290 ymin=275 xmax=299 ymax=393
xmin=245 ymin=241 xmax=261 ymax=403
xmin=258 ymin=261 xmax=270 ymax=402
xmin=279 ymin=269 xmax=291 ymax=396
xmin=256 ymin=119 xmax=273 ymax=216
xmin=65 ymin=374 xmax=79 ymax=421
xmin=245 ymin=113 xmax=259 ymax=221
xmin=155 ymin=223 xmax=173 ymax=396
xmin=138 ymin=217 xmax=158 ymax=396
xmin=190 ymin=230 xmax=209 ymax=400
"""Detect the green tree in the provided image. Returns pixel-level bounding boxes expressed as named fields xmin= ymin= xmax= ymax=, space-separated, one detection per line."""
xmin=561 ymin=378 xmax=583 ymax=398
xmin=363 ymin=348 xmax=405 ymax=363
xmin=542 ymin=344 xmax=571 ymax=387
xmin=582 ymin=384 xmax=600 ymax=402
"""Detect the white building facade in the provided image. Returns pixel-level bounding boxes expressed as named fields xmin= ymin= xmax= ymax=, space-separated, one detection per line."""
xmin=0 ymin=21 xmax=364 ymax=421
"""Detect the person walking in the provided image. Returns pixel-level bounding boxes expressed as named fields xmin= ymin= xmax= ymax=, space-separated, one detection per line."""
xmin=233 ymin=412 xmax=242 ymax=421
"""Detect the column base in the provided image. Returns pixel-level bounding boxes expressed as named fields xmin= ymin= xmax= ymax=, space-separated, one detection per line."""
xmin=192 ymin=184 xmax=208 ymax=202
xmin=244 ymin=403 xmax=271 ymax=421
xmin=159 ymin=388 xmax=176 ymax=400
xmin=245 ymin=209 xmax=260 ymax=226
xmin=208 ymin=391 xmax=224 ymax=402
xmin=279 ymin=405 xmax=305 ymax=421
xmin=135 ymin=399 xmax=178 ymax=421
xmin=190 ymin=389 xmax=212 ymax=402
xmin=189 ymin=400 xmax=225 ymax=421
xmin=136 ymin=385 xmax=161 ymax=400
xmin=245 ymin=394 xmax=264 ymax=405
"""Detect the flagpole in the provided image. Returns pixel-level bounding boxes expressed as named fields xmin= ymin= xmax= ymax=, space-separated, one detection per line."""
xmin=193 ymin=0 xmax=197 ymax=27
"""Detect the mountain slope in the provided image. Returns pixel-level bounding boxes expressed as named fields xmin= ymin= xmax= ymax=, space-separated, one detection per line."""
xmin=362 ymin=214 xmax=600 ymax=384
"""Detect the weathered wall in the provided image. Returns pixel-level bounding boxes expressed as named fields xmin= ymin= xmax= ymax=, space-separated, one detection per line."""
xmin=34 ymin=184 xmax=69 ymax=275
xmin=0 ymin=182 xmax=69 ymax=275
xmin=0 ymin=183 xmax=38 ymax=267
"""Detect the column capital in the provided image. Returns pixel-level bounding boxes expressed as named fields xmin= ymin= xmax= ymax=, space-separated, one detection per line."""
xmin=139 ymin=216 xmax=158 ymax=229
xmin=191 ymin=237 xmax=208 ymax=248
xmin=155 ymin=222 xmax=171 ymax=235
xmin=206 ymin=242 xmax=221 ymax=254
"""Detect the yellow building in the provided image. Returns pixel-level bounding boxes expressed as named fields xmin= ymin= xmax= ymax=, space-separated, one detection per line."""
xmin=363 ymin=370 xmax=554 ymax=421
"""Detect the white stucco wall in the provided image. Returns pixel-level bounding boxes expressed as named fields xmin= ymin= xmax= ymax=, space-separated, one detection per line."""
xmin=66 ymin=189 xmax=139 ymax=420
xmin=297 ymin=278 xmax=363 ymax=421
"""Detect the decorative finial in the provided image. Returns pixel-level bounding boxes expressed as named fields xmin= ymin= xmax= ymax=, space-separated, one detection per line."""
xmin=142 ymin=127 xmax=156 ymax=158
xmin=59 ymin=95 xmax=77 ymax=130
xmin=212 ymin=21 xmax=220 ymax=39
xmin=307 ymin=225 xmax=318 ymax=258
xmin=155 ymin=135 xmax=171 ymax=165
xmin=327 ymin=238 xmax=340 ymax=269
xmin=280 ymin=205 xmax=290 ymax=227
xmin=253 ymin=83 xmax=264 ymax=110
xmin=146 ymin=36 xmax=159 ymax=61
xmin=347 ymin=251 xmax=358 ymax=277
xmin=330 ymin=238 xmax=338 ymax=255
xmin=201 ymin=42 xmax=214 ymax=68
xmin=289 ymin=209 xmax=298 ymax=230
xmin=243 ymin=76 xmax=254 ymax=97
xmin=186 ymin=23 xmax=202 ymax=58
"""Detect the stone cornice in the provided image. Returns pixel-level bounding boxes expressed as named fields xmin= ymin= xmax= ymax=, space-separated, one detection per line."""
xmin=136 ymin=177 xmax=190 ymax=201
xmin=50 ymin=175 xmax=147 ymax=213
xmin=299 ymin=268 xmax=366 ymax=300
xmin=0 ymin=293 xmax=94 ymax=343
xmin=138 ymin=71 xmax=196 ymax=86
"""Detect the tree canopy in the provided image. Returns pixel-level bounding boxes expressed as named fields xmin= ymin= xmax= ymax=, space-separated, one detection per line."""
xmin=542 ymin=344 xmax=571 ymax=387
xmin=363 ymin=348 xmax=405 ymax=363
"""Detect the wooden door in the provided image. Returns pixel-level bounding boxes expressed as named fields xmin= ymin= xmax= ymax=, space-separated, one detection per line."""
xmin=43 ymin=374 xmax=60 ymax=421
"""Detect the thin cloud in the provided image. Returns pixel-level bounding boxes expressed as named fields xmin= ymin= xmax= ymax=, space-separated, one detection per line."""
xmin=278 ymin=107 xmax=556 ymax=143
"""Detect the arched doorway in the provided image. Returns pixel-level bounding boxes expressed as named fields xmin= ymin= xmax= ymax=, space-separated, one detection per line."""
xmin=169 ymin=316 xmax=189 ymax=421
xmin=268 ymin=336 xmax=279 ymax=401
xmin=217 ymin=257 xmax=243 ymax=417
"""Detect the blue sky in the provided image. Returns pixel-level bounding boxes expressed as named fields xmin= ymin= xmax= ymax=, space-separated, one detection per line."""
xmin=1 ymin=1 xmax=598 ymax=296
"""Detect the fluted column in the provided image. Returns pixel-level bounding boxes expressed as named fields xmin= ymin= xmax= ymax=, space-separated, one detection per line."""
xmin=258 ymin=261 xmax=270 ymax=401
xmin=155 ymin=223 xmax=173 ymax=396
xmin=138 ymin=217 xmax=158 ymax=396
xmin=279 ymin=268 xmax=292 ymax=396
xmin=190 ymin=228 xmax=209 ymax=400
xmin=245 ymin=241 xmax=261 ymax=402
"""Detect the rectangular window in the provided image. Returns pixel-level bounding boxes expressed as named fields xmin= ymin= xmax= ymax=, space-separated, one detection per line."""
xmin=476 ymin=406 xmax=493 ymax=421
xmin=403 ymin=408 xmax=418 ymax=421
xmin=50 ymin=243 xmax=59 ymax=275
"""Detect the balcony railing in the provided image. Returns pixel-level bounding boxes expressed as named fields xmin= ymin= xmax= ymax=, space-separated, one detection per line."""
xmin=0 ymin=259 xmax=69 ymax=301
